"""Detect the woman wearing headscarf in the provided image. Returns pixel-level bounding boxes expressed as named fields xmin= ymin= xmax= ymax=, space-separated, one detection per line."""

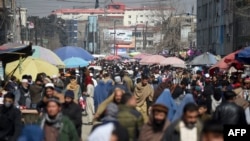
xmin=172 ymin=94 xmax=196 ymax=122
xmin=153 ymin=80 xmax=172 ymax=103
xmin=66 ymin=76 xmax=81 ymax=103
xmin=94 ymin=80 xmax=108 ymax=112
xmin=155 ymin=89 xmax=177 ymax=122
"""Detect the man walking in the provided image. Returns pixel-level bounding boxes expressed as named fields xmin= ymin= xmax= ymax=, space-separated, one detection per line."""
xmin=161 ymin=103 xmax=203 ymax=141
xmin=62 ymin=90 xmax=82 ymax=138
xmin=0 ymin=93 xmax=22 ymax=141
xmin=39 ymin=97 xmax=79 ymax=141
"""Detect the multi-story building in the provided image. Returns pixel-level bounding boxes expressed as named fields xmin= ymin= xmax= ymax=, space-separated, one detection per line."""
xmin=197 ymin=0 xmax=234 ymax=55
xmin=124 ymin=6 xmax=175 ymax=26
xmin=51 ymin=2 xmax=175 ymax=53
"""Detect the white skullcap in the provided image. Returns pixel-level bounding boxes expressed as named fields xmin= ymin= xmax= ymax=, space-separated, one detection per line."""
xmin=114 ymin=76 xmax=122 ymax=83
xmin=45 ymin=83 xmax=55 ymax=89
xmin=21 ymin=79 xmax=28 ymax=83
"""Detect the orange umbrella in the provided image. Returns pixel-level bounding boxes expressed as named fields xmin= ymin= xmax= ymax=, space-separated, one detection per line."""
xmin=140 ymin=55 xmax=166 ymax=65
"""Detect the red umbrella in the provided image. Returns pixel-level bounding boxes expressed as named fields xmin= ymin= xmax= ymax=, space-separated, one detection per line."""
xmin=133 ymin=53 xmax=151 ymax=59
xmin=210 ymin=50 xmax=241 ymax=71
xmin=105 ymin=55 xmax=121 ymax=61
xmin=140 ymin=55 xmax=167 ymax=65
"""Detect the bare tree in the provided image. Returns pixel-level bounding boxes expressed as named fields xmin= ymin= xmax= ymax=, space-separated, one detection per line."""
xmin=234 ymin=0 xmax=250 ymax=17
xmin=148 ymin=0 xmax=185 ymax=53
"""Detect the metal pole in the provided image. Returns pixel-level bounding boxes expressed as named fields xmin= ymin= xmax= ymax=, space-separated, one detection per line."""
xmin=135 ymin=25 xmax=137 ymax=51
xmin=93 ymin=23 xmax=95 ymax=54
xmin=113 ymin=21 xmax=116 ymax=55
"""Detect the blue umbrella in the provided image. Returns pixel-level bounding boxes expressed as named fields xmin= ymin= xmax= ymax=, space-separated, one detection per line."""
xmin=189 ymin=52 xmax=218 ymax=65
xmin=63 ymin=57 xmax=89 ymax=68
xmin=54 ymin=46 xmax=94 ymax=61
xmin=236 ymin=47 xmax=250 ymax=64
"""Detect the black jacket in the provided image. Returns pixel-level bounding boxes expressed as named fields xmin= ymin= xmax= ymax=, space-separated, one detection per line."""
xmin=0 ymin=106 xmax=22 ymax=141
xmin=62 ymin=102 xmax=82 ymax=138
xmin=213 ymin=102 xmax=247 ymax=125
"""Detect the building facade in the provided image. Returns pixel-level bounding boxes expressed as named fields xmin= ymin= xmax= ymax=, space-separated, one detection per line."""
xmin=197 ymin=0 xmax=234 ymax=55
xmin=123 ymin=7 xmax=174 ymax=26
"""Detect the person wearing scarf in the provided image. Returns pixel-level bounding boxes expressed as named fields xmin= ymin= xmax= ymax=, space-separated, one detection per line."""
xmin=138 ymin=104 xmax=170 ymax=141
xmin=66 ymin=76 xmax=81 ymax=103
xmin=84 ymin=75 xmax=95 ymax=125
xmin=172 ymin=94 xmax=196 ymax=122
xmin=38 ymin=98 xmax=79 ymax=141
xmin=155 ymin=89 xmax=177 ymax=122
xmin=134 ymin=74 xmax=154 ymax=123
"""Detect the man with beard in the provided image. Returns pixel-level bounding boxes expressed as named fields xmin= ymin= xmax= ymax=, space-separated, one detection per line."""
xmin=162 ymin=103 xmax=203 ymax=141
xmin=16 ymin=79 xmax=31 ymax=108
xmin=134 ymin=74 xmax=154 ymax=123
xmin=62 ymin=90 xmax=82 ymax=139
xmin=0 ymin=93 xmax=22 ymax=141
xmin=36 ymin=83 xmax=64 ymax=114
xmin=38 ymin=97 xmax=79 ymax=141
xmin=138 ymin=104 xmax=170 ymax=141
xmin=94 ymin=88 xmax=124 ymax=121
xmin=30 ymin=78 xmax=44 ymax=108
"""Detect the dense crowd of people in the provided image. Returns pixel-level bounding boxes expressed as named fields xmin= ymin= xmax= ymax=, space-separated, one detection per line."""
xmin=0 ymin=61 xmax=250 ymax=141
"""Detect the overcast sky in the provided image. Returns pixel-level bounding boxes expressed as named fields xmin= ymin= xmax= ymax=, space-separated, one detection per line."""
xmin=17 ymin=0 xmax=196 ymax=17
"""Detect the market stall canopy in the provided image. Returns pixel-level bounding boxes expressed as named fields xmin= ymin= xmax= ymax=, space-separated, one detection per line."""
xmin=54 ymin=46 xmax=94 ymax=61
xmin=32 ymin=45 xmax=65 ymax=68
xmin=189 ymin=52 xmax=218 ymax=65
xmin=235 ymin=47 xmax=250 ymax=64
xmin=119 ymin=54 xmax=130 ymax=59
xmin=210 ymin=50 xmax=241 ymax=70
xmin=63 ymin=57 xmax=89 ymax=68
xmin=0 ymin=43 xmax=32 ymax=67
xmin=105 ymin=55 xmax=121 ymax=61
xmin=129 ymin=52 xmax=141 ymax=56
xmin=6 ymin=56 xmax=59 ymax=80
xmin=160 ymin=57 xmax=186 ymax=68
xmin=140 ymin=55 xmax=166 ymax=65
xmin=133 ymin=53 xmax=152 ymax=59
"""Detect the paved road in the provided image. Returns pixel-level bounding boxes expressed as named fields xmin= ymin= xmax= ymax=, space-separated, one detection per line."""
xmin=81 ymin=115 xmax=92 ymax=141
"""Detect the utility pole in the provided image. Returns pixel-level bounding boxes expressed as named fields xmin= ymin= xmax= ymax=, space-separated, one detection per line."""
xmin=113 ymin=20 xmax=117 ymax=55
xmin=18 ymin=7 xmax=23 ymax=44
xmin=143 ymin=21 xmax=148 ymax=50
xmin=134 ymin=25 xmax=137 ymax=51
xmin=93 ymin=23 xmax=95 ymax=54
xmin=34 ymin=17 xmax=38 ymax=45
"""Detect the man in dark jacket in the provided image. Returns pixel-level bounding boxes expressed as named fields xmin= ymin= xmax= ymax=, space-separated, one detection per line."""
xmin=29 ymin=78 xmax=44 ymax=108
xmin=117 ymin=93 xmax=144 ymax=141
xmin=62 ymin=90 xmax=82 ymax=138
xmin=162 ymin=103 xmax=203 ymax=141
xmin=213 ymin=91 xmax=247 ymax=125
xmin=0 ymin=92 xmax=22 ymax=141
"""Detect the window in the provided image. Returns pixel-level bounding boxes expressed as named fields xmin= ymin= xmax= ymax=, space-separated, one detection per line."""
xmin=140 ymin=21 xmax=143 ymax=23
xmin=128 ymin=21 xmax=131 ymax=24
xmin=128 ymin=15 xmax=131 ymax=18
xmin=147 ymin=33 xmax=153 ymax=37
xmin=146 ymin=15 xmax=149 ymax=17
xmin=140 ymin=15 xmax=143 ymax=17
xmin=148 ymin=41 xmax=153 ymax=45
xmin=151 ymin=21 xmax=155 ymax=23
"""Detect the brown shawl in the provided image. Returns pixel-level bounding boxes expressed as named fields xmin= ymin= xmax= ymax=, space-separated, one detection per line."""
xmin=138 ymin=117 xmax=170 ymax=141
xmin=153 ymin=82 xmax=171 ymax=102
xmin=134 ymin=83 xmax=154 ymax=107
